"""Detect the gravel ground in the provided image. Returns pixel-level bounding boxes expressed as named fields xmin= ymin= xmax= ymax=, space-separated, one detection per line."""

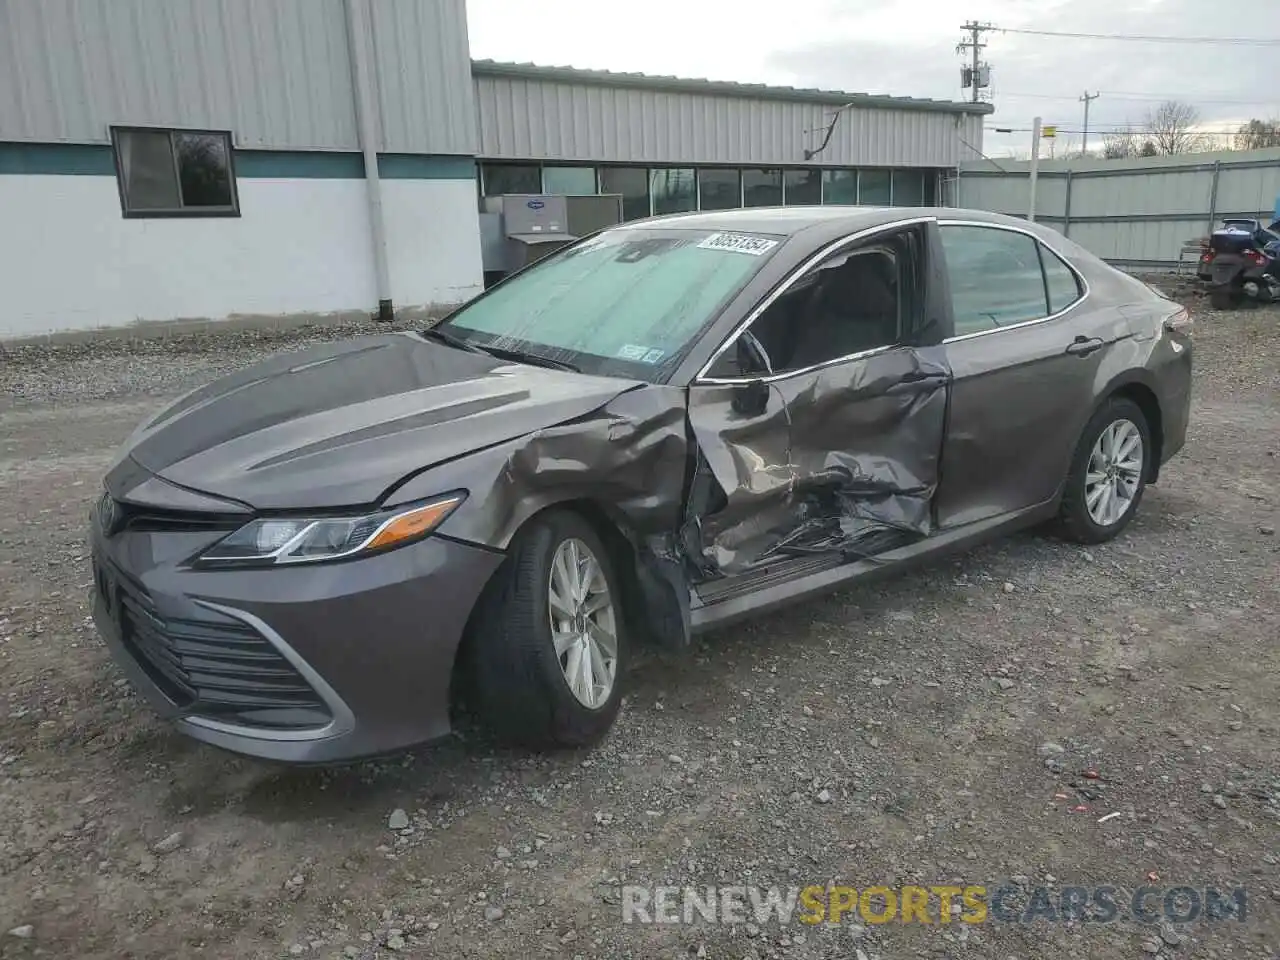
xmin=0 ymin=294 xmax=1277 ymax=959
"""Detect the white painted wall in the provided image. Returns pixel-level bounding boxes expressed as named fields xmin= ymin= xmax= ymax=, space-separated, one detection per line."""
xmin=381 ymin=179 xmax=485 ymax=308
xmin=0 ymin=175 xmax=484 ymax=338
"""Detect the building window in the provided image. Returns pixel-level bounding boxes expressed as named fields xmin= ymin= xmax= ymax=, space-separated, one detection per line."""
xmin=859 ymin=170 xmax=892 ymax=205
xmin=650 ymin=168 xmax=697 ymax=215
xmin=891 ymin=169 xmax=926 ymax=206
xmin=922 ymin=170 xmax=940 ymax=205
xmin=783 ymin=169 xmax=821 ymax=206
xmin=481 ymin=163 xmax=541 ymax=196
xmin=743 ymin=168 xmax=783 ymax=207
xmin=822 ymin=169 xmax=857 ymax=205
xmin=599 ymin=166 xmax=651 ymax=221
xmin=111 ymin=127 xmax=238 ymax=218
xmin=543 ymin=165 xmax=597 ymax=195
xmin=698 ymin=169 xmax=741 ymax=210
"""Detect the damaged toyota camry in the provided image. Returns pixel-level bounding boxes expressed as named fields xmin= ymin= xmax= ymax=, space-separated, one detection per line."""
xmin=90 ymin=207 xmax=1193 ymax=763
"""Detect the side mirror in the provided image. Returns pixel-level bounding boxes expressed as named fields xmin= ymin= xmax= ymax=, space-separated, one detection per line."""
xmin=731 ymin=379 xmax=770 ymax=417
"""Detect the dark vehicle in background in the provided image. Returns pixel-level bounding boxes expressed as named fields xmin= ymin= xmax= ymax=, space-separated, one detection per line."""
xmin=89 ymin=207 xmax=1194 ymax=764
xmin=1208 ymin=245 xmax=1280 ymax=309
xmin=1197 ymin=217 xmax=1280 ymax=283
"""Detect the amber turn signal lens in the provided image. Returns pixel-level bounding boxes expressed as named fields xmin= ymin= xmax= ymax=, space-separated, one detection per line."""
xmin=367 ymin=497 xmax=464 ymax=551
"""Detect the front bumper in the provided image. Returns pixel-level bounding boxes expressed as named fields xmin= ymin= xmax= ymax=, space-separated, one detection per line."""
xmin=1155 ymin=329 xmax=1193 ymax=470
xmin=90 ymin=515 xmax=503 ymax=763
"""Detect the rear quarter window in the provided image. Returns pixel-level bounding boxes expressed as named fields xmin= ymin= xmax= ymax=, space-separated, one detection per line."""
xmin=1040 ymin=245 xmax=1084 ymax=314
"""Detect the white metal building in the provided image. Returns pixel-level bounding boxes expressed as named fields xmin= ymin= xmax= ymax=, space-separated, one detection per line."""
xmin=0 ymin=0 xmax=990 ymax=339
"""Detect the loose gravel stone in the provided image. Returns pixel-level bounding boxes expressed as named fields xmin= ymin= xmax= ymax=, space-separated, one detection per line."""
xmin=152 ymin=832 xmax=184 ymax=855
xmin=0 ymin=290 xmax=1275 ymax=960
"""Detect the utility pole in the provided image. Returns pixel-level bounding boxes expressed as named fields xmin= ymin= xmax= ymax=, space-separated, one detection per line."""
xmin=1080 ymin=91 xmax=1101 ymax=157
xmin=957 ymin=21 xmax=995 ymax=103
xmin=1029 ymin=116 xmax=1042 ymax=222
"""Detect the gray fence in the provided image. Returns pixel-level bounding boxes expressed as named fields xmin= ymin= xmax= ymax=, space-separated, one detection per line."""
xmin=954 ymin=146 xmax=1280 ymax=269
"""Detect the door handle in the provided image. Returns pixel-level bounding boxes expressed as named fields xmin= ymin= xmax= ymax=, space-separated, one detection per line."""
xmin=887 ymin=371 xmax=949 ymax=395
xmin=1065 ymin=336 xmax=1104 ymax=357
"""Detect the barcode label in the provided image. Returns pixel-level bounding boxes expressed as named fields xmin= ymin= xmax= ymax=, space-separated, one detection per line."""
xmin=696 ymin=233 xmax=779 ymax=256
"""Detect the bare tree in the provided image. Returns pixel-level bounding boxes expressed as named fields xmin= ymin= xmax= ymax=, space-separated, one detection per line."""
xmin=1143 ymin=100 xmax=1208 ymax=155
xmin=1235 ymin=118 xmax=1280 ymax=150
xmin=1102 ymin=125 xmax=1138 ymax=160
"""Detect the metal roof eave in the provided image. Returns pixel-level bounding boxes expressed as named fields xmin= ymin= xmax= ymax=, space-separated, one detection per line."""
xmin=470 ymin=60 xmax=995 ymax=117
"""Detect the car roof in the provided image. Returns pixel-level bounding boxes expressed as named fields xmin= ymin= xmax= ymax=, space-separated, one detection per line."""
xmin=613 ymin=205 xmax=1038 ymax=238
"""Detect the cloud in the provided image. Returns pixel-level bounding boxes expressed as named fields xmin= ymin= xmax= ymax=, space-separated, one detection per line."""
xmin=763 ymin=0 xmax=1280 ymax=154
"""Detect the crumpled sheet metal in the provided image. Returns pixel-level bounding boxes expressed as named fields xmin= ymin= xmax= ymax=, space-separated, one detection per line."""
xmin=394 ymin=385 xmax=689 ymax=549
xmin=687 ymin=346 xmax=952 ymax=574
xmin=390 ymin=344 xmax=952 ymax=637
xmin=387 ymin=384 xmax=693 ymax=646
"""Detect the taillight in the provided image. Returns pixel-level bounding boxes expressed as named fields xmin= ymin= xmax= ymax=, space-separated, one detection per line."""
xmin=1164 ymin=306 xmax=1192 ymax=335
xmin=1245 ymin=249 xmax=1267 ymax=266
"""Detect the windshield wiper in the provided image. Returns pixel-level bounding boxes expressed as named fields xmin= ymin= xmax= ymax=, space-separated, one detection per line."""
xmin=481 ymin=345 xmax=580 ymax=373
xmin=421 ymin=326 xmax=489 ymax=355
xmin=422 ymin=326 xmax=580 ymax=372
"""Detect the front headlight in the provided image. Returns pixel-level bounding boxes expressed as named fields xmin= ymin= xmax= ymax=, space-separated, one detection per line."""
xmin=194 ymin=493 xmax=465 ymax=567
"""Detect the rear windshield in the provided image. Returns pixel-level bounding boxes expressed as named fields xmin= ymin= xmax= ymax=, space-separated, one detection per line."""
xmin=440 ymin=226 xmax=782 ymax=381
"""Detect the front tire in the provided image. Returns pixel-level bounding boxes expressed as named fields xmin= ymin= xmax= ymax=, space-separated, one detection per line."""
xmin=465 ymin=510 xmax=627 ymax=749
xmin=1056 ymin=397 xmax=1151 ymax=544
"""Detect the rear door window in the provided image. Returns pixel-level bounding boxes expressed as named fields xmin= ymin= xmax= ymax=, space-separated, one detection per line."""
xmin=939 ymin=225 xmax=1048 ymax=335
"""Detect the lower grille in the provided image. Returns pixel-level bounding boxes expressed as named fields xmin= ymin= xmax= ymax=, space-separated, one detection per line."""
xmin=100 ymin=562 xmax=332 ymax=731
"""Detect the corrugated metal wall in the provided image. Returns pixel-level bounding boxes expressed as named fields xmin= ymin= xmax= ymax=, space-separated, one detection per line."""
xmin=958 ymin=147 xmax=1280 ymax=266
xmin=0 ymin=0 xmax=476 ymax=154
xmin=365 ymin=0 xmax=475 ymax=155
xmin=473 ymin=71 xmax=985 ymax=168
xmin=1 ymin=0 xmax=983 ymax=167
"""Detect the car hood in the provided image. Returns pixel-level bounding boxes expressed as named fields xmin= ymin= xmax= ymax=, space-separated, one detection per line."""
xmin=112 ymin=332 xmax=643 ymax=510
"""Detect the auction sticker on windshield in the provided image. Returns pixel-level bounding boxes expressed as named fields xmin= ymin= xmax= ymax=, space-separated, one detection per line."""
xmin=616 ymin=344 xmax=667 ymax=364
xmin=696 ymin=233 xmax=779 ymax=256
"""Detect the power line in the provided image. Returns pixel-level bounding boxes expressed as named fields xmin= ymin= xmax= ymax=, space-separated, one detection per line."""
xmin=985 ymin=125 xmax=1258 ymax=136
xmin=997 ymin=90 xmax=1280 ymax=107
xmin=997 ymin=27 xmax=1280 ymax=45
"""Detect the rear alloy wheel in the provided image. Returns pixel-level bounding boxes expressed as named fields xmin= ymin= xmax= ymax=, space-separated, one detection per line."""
xmin=1056 ymin=397 xmax=1151 ymax=544
xmin=465 ymin=510 xmax=627 ymax=748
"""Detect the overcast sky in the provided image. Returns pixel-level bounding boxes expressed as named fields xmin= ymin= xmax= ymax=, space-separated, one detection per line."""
xmin=467 ymin=0 xmax=1280 ymax=158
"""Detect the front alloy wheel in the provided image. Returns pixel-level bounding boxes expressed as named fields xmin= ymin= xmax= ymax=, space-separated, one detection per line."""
xmin=1057 ymin=397 xmax=1151 ymax=544
xmin=466 ymin=510 xmax=627 ymax=748
xmin=548 ymin=537 xmax=619 ymax=709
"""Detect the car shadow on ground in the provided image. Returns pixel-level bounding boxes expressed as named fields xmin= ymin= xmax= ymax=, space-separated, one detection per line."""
xmin=159 ymin=531 xmax=1059 ymax=827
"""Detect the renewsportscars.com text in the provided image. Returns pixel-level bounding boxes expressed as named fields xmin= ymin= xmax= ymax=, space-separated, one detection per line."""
xmin=621 ymin=884 xmax=1248 ymax=926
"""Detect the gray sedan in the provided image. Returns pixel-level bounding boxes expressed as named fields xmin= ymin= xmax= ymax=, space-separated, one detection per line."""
xmin=89 ymin=207 xmax=1193 ymax=763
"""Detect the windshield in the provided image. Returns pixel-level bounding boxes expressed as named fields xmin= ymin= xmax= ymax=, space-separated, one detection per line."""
xmin=439 ymin=226 xmax=783 ymax=381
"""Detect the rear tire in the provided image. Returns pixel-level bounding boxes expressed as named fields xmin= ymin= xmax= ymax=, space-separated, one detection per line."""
xmin=1209 ymin=287 xmax=1235 ymax=310
xmin=1055 ymin=398 xmax=1151 ymax=545
xmin=465 ymin=510 xmax=627 ymax=749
